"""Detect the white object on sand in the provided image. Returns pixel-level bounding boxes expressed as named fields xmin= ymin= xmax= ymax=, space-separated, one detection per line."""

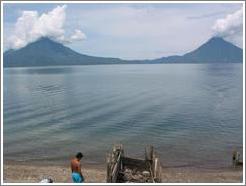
xmin=40 ymin=178 xmax=53 ymax=183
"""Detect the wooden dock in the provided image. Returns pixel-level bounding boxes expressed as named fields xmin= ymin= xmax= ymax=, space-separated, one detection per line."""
xmin=106 ymin=144 xmax=162 ymax=183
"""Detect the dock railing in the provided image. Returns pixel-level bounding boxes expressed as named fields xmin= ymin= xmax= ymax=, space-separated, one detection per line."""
xmin=145 ymin=145 xmax=162 ymax=182
xmin=106 ymin=144 xmax=123 ymax=182
xmin=106 ymin=144 xmax=162 ymax=183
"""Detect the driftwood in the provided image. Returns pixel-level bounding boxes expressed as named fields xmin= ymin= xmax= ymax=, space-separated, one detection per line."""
xmin=232 ymin=151 xmax=243 ymax=168
xmin=106 ymin=145 xmax=162 ymax=183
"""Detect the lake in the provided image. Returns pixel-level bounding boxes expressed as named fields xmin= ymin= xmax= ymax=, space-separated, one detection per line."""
xmin=3 ymin=64 xmax=243 ymax=169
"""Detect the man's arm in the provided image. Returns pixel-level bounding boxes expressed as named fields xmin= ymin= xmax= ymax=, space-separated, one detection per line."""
xmin=78 ymin=163 xmax=83 ymax=177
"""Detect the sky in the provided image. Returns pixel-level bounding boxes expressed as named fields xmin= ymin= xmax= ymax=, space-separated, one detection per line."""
xmin=3 ymin=2 xmax=244 ymax=60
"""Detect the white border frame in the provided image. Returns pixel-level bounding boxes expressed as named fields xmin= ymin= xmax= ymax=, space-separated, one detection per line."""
xmin=1 ymin=1 xmax=245 ymax=185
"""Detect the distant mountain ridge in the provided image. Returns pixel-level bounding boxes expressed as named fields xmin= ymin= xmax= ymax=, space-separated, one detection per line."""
xmin=3 ymin=37 xmax=243 ymax=67
xmin=154 ymin=37 xmax=243 ymax=63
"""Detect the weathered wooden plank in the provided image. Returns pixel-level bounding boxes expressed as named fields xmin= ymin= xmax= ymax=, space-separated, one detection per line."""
xmin=145 ymin=145 xmax=154 ymax=161
xmin=111 ymin=151 xmax=122 ymax=182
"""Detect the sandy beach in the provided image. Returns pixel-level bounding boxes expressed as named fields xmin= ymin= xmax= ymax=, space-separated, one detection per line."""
xmin=3 ymin=162 xmax=243 ymax=183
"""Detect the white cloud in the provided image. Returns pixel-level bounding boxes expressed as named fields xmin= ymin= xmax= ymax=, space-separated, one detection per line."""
xmin=70 ymin=29 xmax=86 ymax=41
xmin=7 ymin=5 xmax=86 ymax=49
xmin=212 ymin=7 xmax=243 ymax=39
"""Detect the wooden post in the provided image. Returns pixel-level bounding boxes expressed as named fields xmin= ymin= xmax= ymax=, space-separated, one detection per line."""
xmin=154 ymin=158 xmax=158 ymax=178
xmin=106 ymin=144 xmax=124 ymax=183
xmin=150 ymin=145 xmax=154 ymax=161
xmin=106 ymin=153 xmax=112 ymax=182
xmin=232 ymin=151 xmax=243 ymax=167
xmin=152 ymin=151 xmax=156 ymax=177
xmin=151 ymin=157 xmax=162 ymax=182
xmin=145 ymin=145 xmax=154 ymax=161
xmin=156 ymin=158 xmax=162 ymax=182
xmin=158 ymin=162 xmax=162 ymax=182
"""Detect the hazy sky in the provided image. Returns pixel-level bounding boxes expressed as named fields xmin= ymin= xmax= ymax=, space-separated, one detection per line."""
xmin=3 ymin=3 xmax=244 ymax=60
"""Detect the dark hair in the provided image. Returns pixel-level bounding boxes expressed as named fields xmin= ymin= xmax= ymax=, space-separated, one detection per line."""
xmin=76 ymin=152 xmax=83 ymax=159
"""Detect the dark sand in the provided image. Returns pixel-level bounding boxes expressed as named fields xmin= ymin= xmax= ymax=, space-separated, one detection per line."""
xmin=3 ymin=161 xmax=243 ymax=183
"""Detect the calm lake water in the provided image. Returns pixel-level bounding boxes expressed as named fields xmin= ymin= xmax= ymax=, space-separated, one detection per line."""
xmin=3 ymin=64 xmax=243 ymax=168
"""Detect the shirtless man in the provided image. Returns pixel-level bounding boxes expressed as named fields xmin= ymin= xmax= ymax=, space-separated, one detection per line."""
xmin=71 ymin=152 xmax=84 ymax=183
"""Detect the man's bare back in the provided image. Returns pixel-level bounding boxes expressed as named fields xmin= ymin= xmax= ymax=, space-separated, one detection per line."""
xmin=70 ymin=152 xmax=84 ymax=183
xmin=71 ymin=158 xmax=81 ymax=173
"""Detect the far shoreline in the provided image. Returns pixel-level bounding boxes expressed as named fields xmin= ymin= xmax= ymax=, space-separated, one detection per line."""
xmin=3 ymin=62 xmax=243 ymax=69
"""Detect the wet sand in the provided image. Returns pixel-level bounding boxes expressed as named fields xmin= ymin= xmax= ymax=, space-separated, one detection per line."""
xmin=3 ymin=162 xmax=243 ymax=183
